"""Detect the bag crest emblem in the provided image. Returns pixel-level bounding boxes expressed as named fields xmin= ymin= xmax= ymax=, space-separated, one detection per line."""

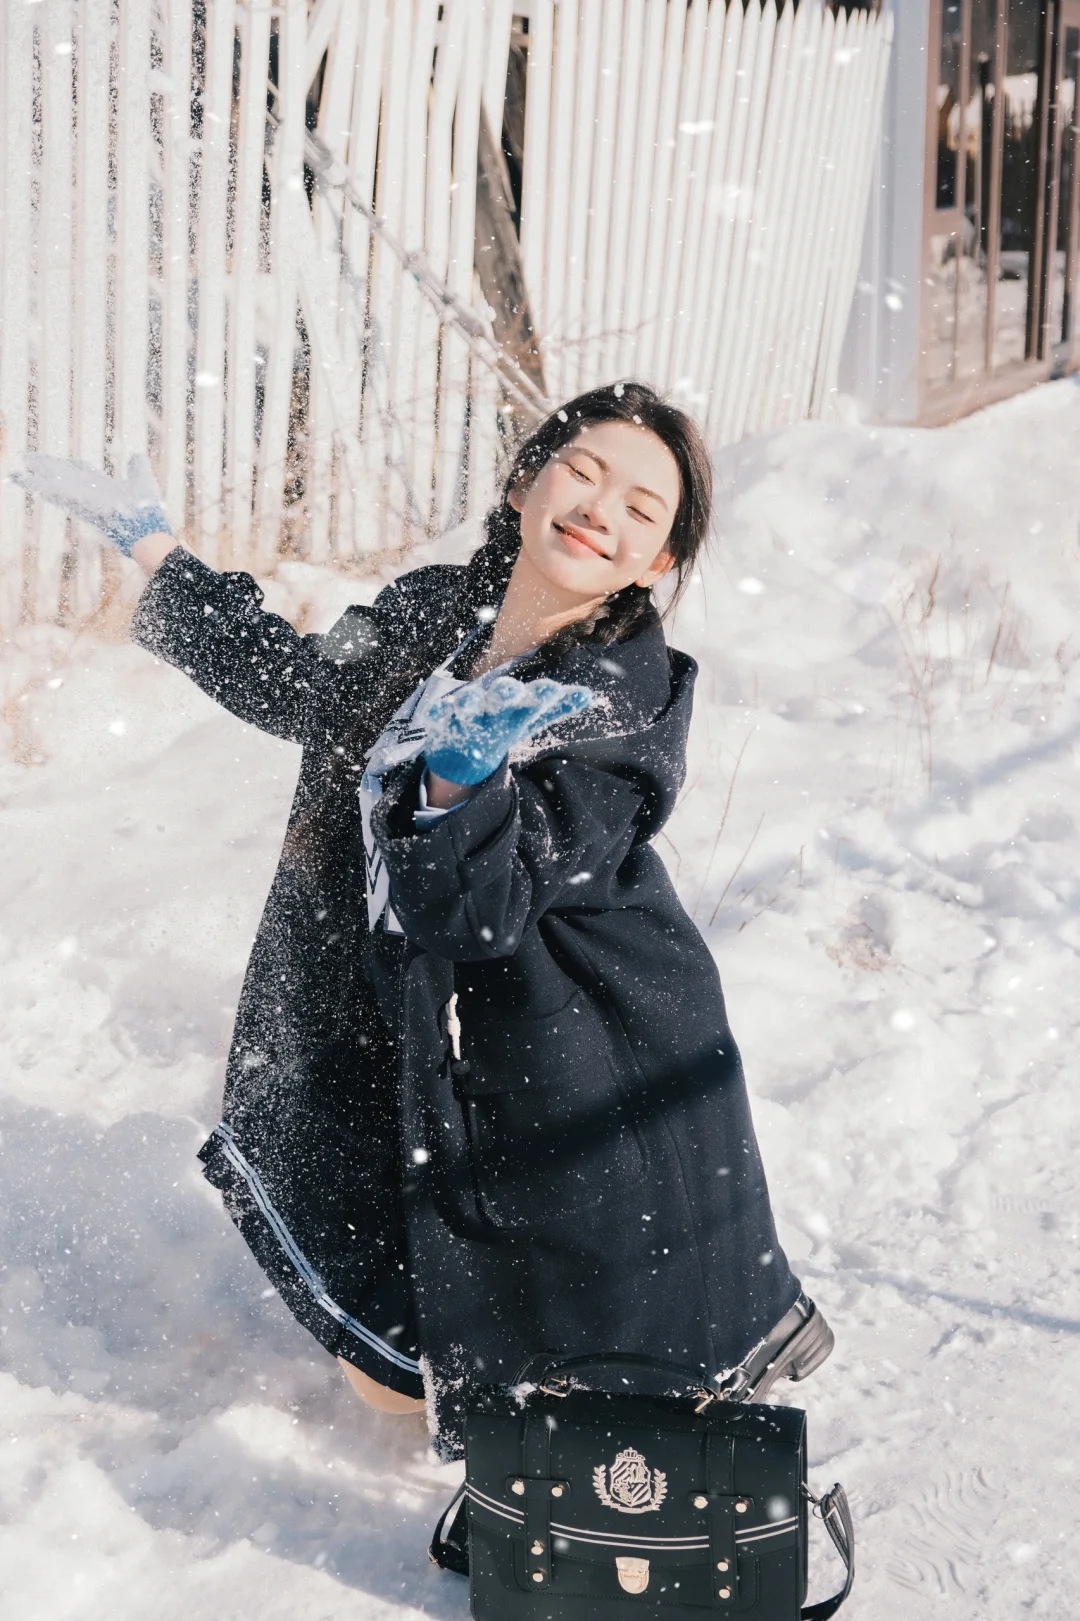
xmin=593 ymin=1446 xmax=668 ymax=1514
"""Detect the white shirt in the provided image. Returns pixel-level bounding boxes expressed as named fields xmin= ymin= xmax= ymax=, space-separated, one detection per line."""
xmin=358 ymin=655 xmax=466 ymax=935
xmin=358 ymin=627 xmax=532 ymax=935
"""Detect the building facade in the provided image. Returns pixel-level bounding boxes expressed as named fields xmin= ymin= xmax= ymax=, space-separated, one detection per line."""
xmin=842 ymin=0 xmax=1080 ymax=422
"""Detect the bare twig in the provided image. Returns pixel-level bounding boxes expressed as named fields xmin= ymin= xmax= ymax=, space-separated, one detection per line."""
xmin=738 ymin=891 xmax=782 ymax=932
xmin=708 ymin=812 xmax=766 ymax=926
xmin=920 ymin=556 xmax=940 ymax=624
xmin=735 ymin=851 xmax=800 ymax=929
xmin=656 ymin=828 xmax=683 ymax=886
xmin=302 ymin=125 xmax=552 ymax=419
xmin=692 ymin=727 xmax=755 ymax=917
xmin=985 ymin=581 xmax=1010 ymax=683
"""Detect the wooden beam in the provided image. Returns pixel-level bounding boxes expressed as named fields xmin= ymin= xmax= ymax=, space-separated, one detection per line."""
xmin=474 ymin=101 xmax=547 ymax=426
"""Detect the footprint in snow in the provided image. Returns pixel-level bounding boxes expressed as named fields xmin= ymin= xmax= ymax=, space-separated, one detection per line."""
xmin=887 ymin=1465 xmax=1005 ymax=1597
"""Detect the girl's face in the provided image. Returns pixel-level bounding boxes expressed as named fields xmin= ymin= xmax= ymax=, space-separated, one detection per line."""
xmin=508 ymin=420 xmax=680 ymax=607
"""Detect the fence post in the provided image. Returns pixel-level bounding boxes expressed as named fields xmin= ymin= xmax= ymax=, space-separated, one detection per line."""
xmin=35 ymin=0 xmax=76 ymax=623
xmin=160 ymin=0 xmax=193 ymax=538
xmin=308 ymin=0 xmax=360 ymax=562
xmin=633 ymin=0 xmax=689 ymax=385
xmin=428 ymin=0 xmax=468 ymax=531
xmin=227 ymin=0 xmax=272 ymax=565
xmin=115 ymin=1 xmax=151 ymax=474
xmin=192 ymin=0 xmax=235 ymax=567
xmin=254 ymin=0 xmax=305 ymax=571
xmin=0 ymin=0 xmax=34 ymax=631
xmin=518 ymin=0 xmax=553 ymax=342
xmin=340 ymin=0 xmax=389 ymax=559
xmin=667 ymin=0 xmax=731 ymax=396
xmin=70 ymin=0 xmax=111 ymax=620
xmin=741 ymin=0 xmax=820 ymax=437
xmin=435 ymin=0 xmax=485 ymax=532
xmin=611 ymin=0 xmax=668 ymax=384
xmin=580 ymin=0 xmax=622 ymax=390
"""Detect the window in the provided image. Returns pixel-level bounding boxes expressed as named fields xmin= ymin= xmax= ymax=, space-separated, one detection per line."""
xmin=956 ymin=0 xmax=998 ymax=379
xmin=1048 ymin=17 xmax=1080 ymax=361
xmin=924 ymin=0 xmax=1058 ymax=401
xmin=937 ymin=1 xmax=965 ymax=209
xmin=993 ymin=0 xmax=1047 ymax=367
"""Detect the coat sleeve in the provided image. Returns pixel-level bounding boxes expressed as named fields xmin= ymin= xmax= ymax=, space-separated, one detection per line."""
xmin=371 ymin=753 xmax=646 ymax=960
xmin=130 ymin=546 xmax=382 ymax=743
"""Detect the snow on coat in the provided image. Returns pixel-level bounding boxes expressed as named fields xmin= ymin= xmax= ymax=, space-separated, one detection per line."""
xmin=131 ymin=546 xmax=800 ymax=1456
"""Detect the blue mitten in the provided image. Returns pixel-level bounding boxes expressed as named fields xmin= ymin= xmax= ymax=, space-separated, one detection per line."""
xmin=422 ymin=674 xmax=594 ymax=787
xmin=11 ymin=453 xmax=172 ymax=556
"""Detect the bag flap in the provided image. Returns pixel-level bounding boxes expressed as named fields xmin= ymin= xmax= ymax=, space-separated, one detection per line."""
xmin=465 ymin=1395 xmax=805 ymax=1569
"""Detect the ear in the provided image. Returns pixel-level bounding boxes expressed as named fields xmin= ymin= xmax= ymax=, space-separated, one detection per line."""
xmin=506 ymin=469 xmax=536 ymax=514
xmin=635 ymin=550 xmax=675 ymax=589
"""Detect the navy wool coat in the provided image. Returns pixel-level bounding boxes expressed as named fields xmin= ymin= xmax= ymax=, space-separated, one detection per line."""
xmin=132 ymin=546 xmax=800 ymax=1457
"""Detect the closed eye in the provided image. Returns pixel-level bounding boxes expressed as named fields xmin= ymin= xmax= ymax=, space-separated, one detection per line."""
xmin=568 ymin=462 xmax=593 ymax=483
xmin=628 ymin=506 xmax=653 ymax=523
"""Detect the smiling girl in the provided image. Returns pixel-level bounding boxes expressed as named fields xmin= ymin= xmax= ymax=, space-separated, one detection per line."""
xmin=16 ymin=382 xmax=832 ymax=1483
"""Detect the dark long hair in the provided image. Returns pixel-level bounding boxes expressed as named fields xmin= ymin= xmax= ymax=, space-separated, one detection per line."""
xmin=462 ymin=380 xmax=713 ymax=651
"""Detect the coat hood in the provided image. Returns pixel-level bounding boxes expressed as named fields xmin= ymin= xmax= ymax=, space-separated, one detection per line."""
xmin=519 ymin=616 xmax=697 ymax=843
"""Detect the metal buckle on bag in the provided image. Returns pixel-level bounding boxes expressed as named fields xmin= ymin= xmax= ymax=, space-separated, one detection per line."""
xmin=539 ymin=1375 xmax=571 ymax=1398
xmin=616 ymin=1556 xmax=650 ymax=1593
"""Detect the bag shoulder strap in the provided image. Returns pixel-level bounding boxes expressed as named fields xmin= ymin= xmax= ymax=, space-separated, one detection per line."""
xmin=429 ymin=1481 xmax=468 ymax=1574
xmin=801 ymin=1483 xmax=854 ymax=1620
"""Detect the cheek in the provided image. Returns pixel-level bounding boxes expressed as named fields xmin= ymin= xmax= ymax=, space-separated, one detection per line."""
xmin=621 ymin=530 xmax=665 ymax=570
xmin=538 ymin=465 xmax=574 ymax=508
xmin=521 ymin=470 xmax=562 ymax=529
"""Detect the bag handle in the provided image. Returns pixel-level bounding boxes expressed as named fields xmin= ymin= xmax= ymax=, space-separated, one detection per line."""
xmin=513 ymin=1347 xmax=711 ymax=1395
xmin=801 ymin=1482 xmax=854 ymax=1620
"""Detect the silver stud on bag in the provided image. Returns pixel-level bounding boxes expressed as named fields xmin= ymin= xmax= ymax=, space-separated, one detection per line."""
xmin=693 ymin=1494 xmax=708 ymax=1509
xmin=716 ymin=1559 xmax=729 ymax=1572
xmin=718 ymin=1585 xmax=732 ymax=1599
xmin=532 ymin=1571 xmax=545 ymax=1583
xmin=511 ymin=1480 xmax=525 ymax=1495
xmin=531 ymin=1541 xmax=544 ymax=1555
xmin=735 ymin=1499 xmax=749 ymax=1513
xmin=550 ymin=1484 xmax=564 ymax=1498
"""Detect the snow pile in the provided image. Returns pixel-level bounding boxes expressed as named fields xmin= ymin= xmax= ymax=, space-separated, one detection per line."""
xmin=4 ymin=378 xmax=1080 ymax=1617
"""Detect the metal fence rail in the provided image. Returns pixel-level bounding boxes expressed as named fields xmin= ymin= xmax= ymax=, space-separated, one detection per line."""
xmin=0 ymin=0 xmax=891 ymax=628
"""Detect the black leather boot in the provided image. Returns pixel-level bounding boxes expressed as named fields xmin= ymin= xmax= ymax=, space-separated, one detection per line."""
xmin=714 ymin=1292 xmax=835 ymax=1402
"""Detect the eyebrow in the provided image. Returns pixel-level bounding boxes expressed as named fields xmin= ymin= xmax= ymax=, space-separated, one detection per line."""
xmin=567 ymin=446 xmax=672 ymax=512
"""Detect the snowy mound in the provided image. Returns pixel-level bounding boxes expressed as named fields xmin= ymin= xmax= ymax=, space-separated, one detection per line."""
xmin=4 ymin=380 xmax=1080 ymax=1616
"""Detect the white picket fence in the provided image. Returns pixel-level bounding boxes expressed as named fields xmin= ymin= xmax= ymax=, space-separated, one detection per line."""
xmin=0 ymin=0 xmax=891 ymax=628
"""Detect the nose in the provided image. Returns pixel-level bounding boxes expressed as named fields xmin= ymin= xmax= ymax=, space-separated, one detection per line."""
xmin=575 ymin=488 xmax=612 ymax=530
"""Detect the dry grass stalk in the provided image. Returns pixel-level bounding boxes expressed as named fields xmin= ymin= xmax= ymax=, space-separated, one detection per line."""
xmin=709 ymin=811 xmax=766 ymax=927
xmin=692 ymin=727 xmax=755 ymax=918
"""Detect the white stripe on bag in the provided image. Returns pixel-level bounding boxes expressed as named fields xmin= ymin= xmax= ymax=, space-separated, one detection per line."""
xmin=467 ymin=1482 xmax=796 ymax=1552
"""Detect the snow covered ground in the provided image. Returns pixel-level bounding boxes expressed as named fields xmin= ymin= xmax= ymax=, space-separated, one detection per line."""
xmin=3 ymin=378 xmax=1080 ymax=1618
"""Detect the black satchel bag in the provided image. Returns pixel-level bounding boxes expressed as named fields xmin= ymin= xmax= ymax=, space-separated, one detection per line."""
xmin=433 ymin=1352 xmax=854 ymax=1621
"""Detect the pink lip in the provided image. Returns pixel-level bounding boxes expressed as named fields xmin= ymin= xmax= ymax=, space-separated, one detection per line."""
xmin=554 ymin=521 xmax=611 ymax=560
